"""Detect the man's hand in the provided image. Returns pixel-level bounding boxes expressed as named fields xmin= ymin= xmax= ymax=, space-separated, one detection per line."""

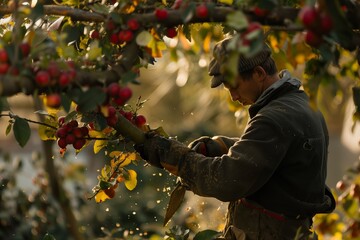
xmin=188 ymin=136 xmax=229 ymax=157
xmin=134 ymin=132 xmax=169 ymax=169
xmin=134 ymin=132 xmax=191 ymax=175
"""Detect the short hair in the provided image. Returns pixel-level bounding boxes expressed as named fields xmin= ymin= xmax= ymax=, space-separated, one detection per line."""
xmin=239 ymin=56 xmax=278 ymax=80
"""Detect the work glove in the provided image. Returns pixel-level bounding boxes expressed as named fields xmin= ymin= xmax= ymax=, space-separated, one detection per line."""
xmin=134 ymin=131 xmax=191 ymax=175
xmin=188 ymin=136 xmax=230 ymax=157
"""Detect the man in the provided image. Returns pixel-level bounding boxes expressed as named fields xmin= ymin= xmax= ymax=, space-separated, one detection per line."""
xmin=135 ymin=37 xmax=336 ymax=239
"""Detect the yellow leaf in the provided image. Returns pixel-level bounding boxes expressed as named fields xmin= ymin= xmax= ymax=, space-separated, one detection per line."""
xmin=124 ymin=169 xmax=137 ymax=190
xmin=95 ymin=190 xmax=111 ymax=203
xmin=147 ymin=38 xmax=167 ymax=58
xmin=203 ymin=32 xmax=212 ymax=53
xmin=109 ymin=151 xmax=137 ymax=167
xmin=218 ymin=0 xmax=233 ymax=4
xmin=38 ymin=116 xmax=57 ymax=141
xmin=87 ymin=40 xmax=102 ymax=60
xmin=94 ymin=139 xmax=107 ymax=154
xmin=89 ymin=129 xmax=103 ymax=138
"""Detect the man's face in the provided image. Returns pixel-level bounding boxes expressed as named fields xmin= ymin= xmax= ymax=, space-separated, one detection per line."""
xmin=223 ymin=73 xmax=263 ymax=106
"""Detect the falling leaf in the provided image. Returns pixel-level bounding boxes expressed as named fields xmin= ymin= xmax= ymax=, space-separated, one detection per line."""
xmin=124 ymin=169 xmax=137 ymax=190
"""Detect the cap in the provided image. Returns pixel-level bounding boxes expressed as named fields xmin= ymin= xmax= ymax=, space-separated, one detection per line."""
xmin=208 ymin=38 xmax=272 ymax=88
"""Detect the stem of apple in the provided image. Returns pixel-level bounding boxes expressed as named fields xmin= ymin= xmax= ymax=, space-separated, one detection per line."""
xmin=117 ymin=113 xmax=146 ymax=144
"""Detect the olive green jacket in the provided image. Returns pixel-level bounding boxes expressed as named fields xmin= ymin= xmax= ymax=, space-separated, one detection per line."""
xmin=177 ymin=70 xmax=335 ymax=218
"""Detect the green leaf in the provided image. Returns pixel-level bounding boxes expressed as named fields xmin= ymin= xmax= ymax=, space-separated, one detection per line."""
xmin=226 ymin=11 xmax=248 ymax=31
xmin=42 ymin=233 xmax=56 ymax=240
xmin=99 ymin=180 xmax=112 ymax=190
xmin=194 ymin=230 xmax=221 ymax=240
xmin=164 ymin=183 xmax=186 ymax=226
xmin=29 ymin=3 xmax=44 ymax=22
xmin=122 ymin=71 xmax=138 ymax=84
xmin=13 ymin=117 xmax=31 ymax=147
xmin=5 ymin=122 xmax=12 ymax=135
xmin=182 ymin=2 xmax=196 ymax=23
xmin=89 ymin=3 xmax=111 ymax=15
xmin=74 ymin=88 xmax=106 ymax=112
xmin=61 ymin=93 xmax=72 ymax=113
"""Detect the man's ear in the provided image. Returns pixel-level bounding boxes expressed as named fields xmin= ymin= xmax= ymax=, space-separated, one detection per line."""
xmin=253 ymin=66 xmax=266 ymax=82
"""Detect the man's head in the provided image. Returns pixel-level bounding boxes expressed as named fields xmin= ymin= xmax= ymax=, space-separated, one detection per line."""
xmin=208 ymin=37 xmax=278 ymax=105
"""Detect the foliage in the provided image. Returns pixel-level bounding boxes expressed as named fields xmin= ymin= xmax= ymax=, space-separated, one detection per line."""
xmin=0 ymin=0 xmax=360 ymax=239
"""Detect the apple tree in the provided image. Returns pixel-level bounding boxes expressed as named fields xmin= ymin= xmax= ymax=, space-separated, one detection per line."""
xmin=1 ymin=0 xmax=360 ymax=239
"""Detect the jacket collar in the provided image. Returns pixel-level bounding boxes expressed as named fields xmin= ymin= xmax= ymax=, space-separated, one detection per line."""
xmin=248 ymin=70 xmax=302 ymax=118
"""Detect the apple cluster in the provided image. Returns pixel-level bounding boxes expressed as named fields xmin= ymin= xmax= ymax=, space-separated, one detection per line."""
xmin=0 ymin=42 xmax=31 ymax=75
xmin=33 ymin=61 xmax=77 ymax=108
xmin=298 ymin=6 xmax=333 ymax=47
xmin=34 ymin=61 xmax=76 ymax=89
xmin=106 ymin=18 xmax=140 ymax=45
xmin=56 ymin=117 xmax=89 ymax=150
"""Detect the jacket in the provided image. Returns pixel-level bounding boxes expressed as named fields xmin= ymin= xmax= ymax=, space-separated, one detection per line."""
xmin=177 ymin=70 xmax=335 ymax=218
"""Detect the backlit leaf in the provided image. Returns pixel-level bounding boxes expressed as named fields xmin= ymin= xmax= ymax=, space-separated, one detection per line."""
xmin=226 ymin=11 xmax=248 ymax=31
xmin=110 ymin=151 xmax=137 ymax=167
xmin=124 ymin=169 xmax=137 ymax=190
xmin=38 ymin=116 xmax=57 ymax=141
xmin=218 ymin=0 xmax=233 ymax=4
xmin=136 ymin=31 xmax=153 ymax=46
xmin=94 ymin=139 xmax=107 ymax=154
xmin=101 ymin=165 xmax=112 ymax=179
xmin=5 ymin=123 xmax=12 ymax=135
xmin=87 ymin=40 xmax=102 ymax=60
xmin=95 ymin=190 xmax=111 ymax=203
xmin=13 ymin=117 xmax=31 ymax=147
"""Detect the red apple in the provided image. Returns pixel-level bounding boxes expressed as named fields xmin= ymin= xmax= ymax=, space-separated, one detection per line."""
xmin=166 ymin=27 xmax=178 ymax=38
xmin=135 ymin=115 xmax=146 ymax=127
xmin=90 ymin=30 xmax=100 ymax=39
xmin=320 ymin=13 xmax=333 ymax=34
xmin=47 ymin=62 xmax=60 ymax=78
xmin=0 ymin=49 xmax=8 ymax=63
xmin=110 ymin=33 xmax=120 ymax=44
xmin=118 ymin=87 xmax=132 ymax=102
xmin=196 ymin=4 xmax=208 ymax=18
xmin=73 ymin=138 xmax=86 ymax=150
xmin=19 ymin=42 xmax=31 ymax=57
xmin=35 ymin=70 xmax=51 ymax=87
xmin=253 ymin=6 xmax=269 ymax=17
xmin=0 ymin=62 xmax=9 ymax=74
xmin=46 ymin=93 xmax=62 ymax=108
xmin=107 ymin=83 xmax=121 ymax=98
xmin=59 ymin=72 xmax=71 ymax=87
xmin=118 ymin=30 xmax=134 ymax=42
xmin=57 ymin=138 xmax=67 ymax=148
xmin=299 ymin=6 xmax=319 ymax=30
xmin=127 ymin=19 xmax=140 ymax=31
xmin=305 ymin=30 xmax=323 ymax=47
xmin=155 ymin=9 xmax=168 ymax=21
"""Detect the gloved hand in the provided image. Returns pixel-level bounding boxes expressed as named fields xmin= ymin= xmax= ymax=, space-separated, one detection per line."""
xmin=134 ymin=132 xmax=191 ymax=175
xmin=134 ymin=131 xmax=169 ymax=169
xmin=188 ymin=136 xmax=229 ymax=157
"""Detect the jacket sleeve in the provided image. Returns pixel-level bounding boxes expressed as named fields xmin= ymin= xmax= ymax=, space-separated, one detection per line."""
xmin=176 ymin=115 xmax=291 ymax=202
